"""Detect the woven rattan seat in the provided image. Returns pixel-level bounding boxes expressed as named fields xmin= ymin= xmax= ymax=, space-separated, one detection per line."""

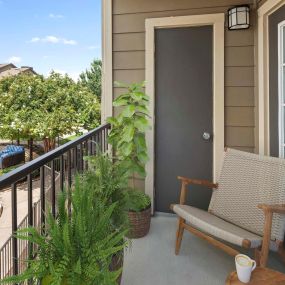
xmin=173 ymin=204 xmax=262 ymax=248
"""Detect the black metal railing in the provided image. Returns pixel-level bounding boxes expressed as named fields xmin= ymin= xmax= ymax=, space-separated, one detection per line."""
xmin=0 ymin=123 xmax=110 ymax=280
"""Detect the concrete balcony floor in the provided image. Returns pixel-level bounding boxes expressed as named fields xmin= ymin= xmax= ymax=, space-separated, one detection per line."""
xmin=122 ymin=214 xmax=285 ymax=285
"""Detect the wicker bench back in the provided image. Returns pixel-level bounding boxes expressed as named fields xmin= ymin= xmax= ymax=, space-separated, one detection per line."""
xmin=209 ymin=148 xmax=285 ymax=241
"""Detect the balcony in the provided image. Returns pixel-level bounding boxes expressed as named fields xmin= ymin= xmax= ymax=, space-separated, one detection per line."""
xmin=0 ymin=124 xmax=285 ymax=284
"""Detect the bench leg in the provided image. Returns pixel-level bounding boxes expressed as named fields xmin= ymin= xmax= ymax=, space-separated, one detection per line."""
xmin=175 ymin=218 xmax=185 ymax=255
xmin=259 ymin=211 xmax=273 ymax=267
xmin=254 ymin=247 xmax=261 ymax=266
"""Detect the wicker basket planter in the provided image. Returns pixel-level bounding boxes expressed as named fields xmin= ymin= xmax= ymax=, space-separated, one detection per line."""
xmin=127 ymin=205 xmax=151 ymax=239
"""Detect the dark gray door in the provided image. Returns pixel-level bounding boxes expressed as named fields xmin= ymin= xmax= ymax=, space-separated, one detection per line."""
xmin=155 ymin=26 xmax=213 ymax=213
xmin=269 ymin=4 xmax=285 ymax=157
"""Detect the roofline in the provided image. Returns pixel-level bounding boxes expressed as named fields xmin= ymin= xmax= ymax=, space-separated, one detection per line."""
xmin=0 ymin=63 xmax=17 ymax=68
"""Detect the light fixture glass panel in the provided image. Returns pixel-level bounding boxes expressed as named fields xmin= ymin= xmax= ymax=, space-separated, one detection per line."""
xmin=231 ymin=12 xmax=237 ymax=26
xmin=238 ymin=10 xmax=246 ymax=25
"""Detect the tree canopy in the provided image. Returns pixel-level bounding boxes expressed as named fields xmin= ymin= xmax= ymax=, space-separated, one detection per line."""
xmin=0 ymin=72 xmax=100 ymax=150
xmin=79 ymin=59 xmax=102 ymax=101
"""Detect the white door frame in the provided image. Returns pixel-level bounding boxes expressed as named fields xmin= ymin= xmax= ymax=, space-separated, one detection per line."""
xmin=258 ymin=0 xmax=285 ymax=155
xmin=145 ymin=14 xmax=225 ymax=212
xmin=101 ymin=0 xmax=113 ymax=123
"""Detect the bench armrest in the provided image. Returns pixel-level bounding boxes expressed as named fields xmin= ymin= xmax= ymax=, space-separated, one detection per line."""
xmin=175 ymin=176 xmax=218 ymax=205
xmin=178 ymin=176 xmax=218 ymax=189
xmin=257 ymin=203 xmax=285 ymax=266
xmin=258 ymin=204 xmax=285 ymax=214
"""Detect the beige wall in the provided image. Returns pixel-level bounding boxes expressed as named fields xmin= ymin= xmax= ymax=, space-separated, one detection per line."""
xmin=112 ymin=0 xmax=256 ymax=156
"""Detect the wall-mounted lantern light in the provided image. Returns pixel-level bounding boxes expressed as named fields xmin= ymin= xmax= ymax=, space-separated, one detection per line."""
xmin=228 ymin=5 xmax=250 ymax=30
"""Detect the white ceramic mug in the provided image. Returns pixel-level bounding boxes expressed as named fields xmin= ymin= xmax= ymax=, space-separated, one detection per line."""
xmin=235 ymin=254 xmax=256 ymax=283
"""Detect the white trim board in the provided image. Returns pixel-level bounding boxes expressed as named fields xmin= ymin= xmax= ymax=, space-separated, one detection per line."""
xmin=278 ymin=20 xmax=285 ymax=157
xmin=257 ymin=0 xmax=285 ymax=155
xmin=101 ymin=0 xmax=113 ymax=123
xmin=145 ymin=14 xmax=225 ymax=213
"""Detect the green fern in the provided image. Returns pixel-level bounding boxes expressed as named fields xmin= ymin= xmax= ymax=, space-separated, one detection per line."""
xmin=0 ymin=174 xmax=127 ymax=285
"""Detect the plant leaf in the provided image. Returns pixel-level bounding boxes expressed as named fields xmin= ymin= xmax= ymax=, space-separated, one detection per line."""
xmin=122 ymin=125 xmax=135 ymax=143
xmin=134 ymin=116 xmax=149 ymax=132
xmin=121 ymin=105 xmax=135 ymax=118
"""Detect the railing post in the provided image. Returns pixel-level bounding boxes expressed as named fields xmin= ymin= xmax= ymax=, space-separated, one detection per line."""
xmin=60 ymin=155 xmax=64 ymax=191
xmin=79 ymin=143 xmax=84 ymax=173
xmin=27 ymin=174 xmax=33 ymax=228
xmin=104 ymin=128 xmax=107 ymax=152
xmin=67 ymin=150 xmax=72 ymax=189
xmin=11 ymin=183 xmax=18 ymax=278
xmin=84 ymin=140 xmax=88 ymax=171
xmin=40 ymin=166 xmax=45 ymax=232
xmin=104 ymin=128 xmax=106 ymax=152
xmin=67 ymin=150 xmax=72 ymax=214
xmin=95 ymin=133 xmax=99 ymax=155
xmin=99 ymin=131 xmax=102 ymax=153
xmin=73 ymin=147 xmax=78 ymax=173
xmin=27 ymin=174 xmax=33 ymax=263
xmin=51 ymin=160 xmax=56 ymax=217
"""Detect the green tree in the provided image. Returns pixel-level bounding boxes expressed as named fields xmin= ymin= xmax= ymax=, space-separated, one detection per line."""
xmin=79 ymin=59 xmax=102 ymax=101
xmin=0 ymin=74 xmax=45 ymax=156
xmin=0 ymin=72 xmax=101 ymax=155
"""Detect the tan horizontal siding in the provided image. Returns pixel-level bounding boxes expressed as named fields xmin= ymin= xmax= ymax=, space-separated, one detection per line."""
xmin=113 ymin=33 xmax=145 ymax=51
xmin=113 ymin=7 xmax=228 ymax=33
xmin=225 ymin=67 xmax=255 ymax=87
xmin=113 ymin=0 xmax=253 ymax=15
xmin=113 ymin=87 xmax=128 ymax=98
xmin=226 ymin=46 xmax=254 ymax=67
xmin=225 ymin=87 xmax=254 ymax=106
xmin=133 ymin=178 xmax=145 ymax=191
xmin=226 ymin=107 xmax=255 ymax=127
xmin=225 ymin=127 xmax=255 ymax=147
xmin=113 ymin=51 xmax=145 ymax=69
xmin=113 ymin=6 xmax=255 ymax=34
xmin=225 ymin=29 xmax=254 ymax=47
xmin=114 ymin=69 xmax=145 ymax=84
xmin=113 ymin=28 xmax=254 ymax=52
xmin=113 ymin=46 xmax=254 ymax=71
xmin=230 ymin=146 xmax=255 ymax=153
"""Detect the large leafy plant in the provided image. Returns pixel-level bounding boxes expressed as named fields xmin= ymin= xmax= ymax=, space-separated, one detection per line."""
xmin=0 ymin=177 xmax=126 ymax=285
xmin=107 ymin=82 xmax=150 ymax=181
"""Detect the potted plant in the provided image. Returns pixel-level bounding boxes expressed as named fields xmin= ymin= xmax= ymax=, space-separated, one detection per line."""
xmin=126 ymin=190 xmax=151 ymax=238
xmin=107 ymin=81 xmax=151 ymax=238
xmin=0 ymin=176 xmax=127 ymax=285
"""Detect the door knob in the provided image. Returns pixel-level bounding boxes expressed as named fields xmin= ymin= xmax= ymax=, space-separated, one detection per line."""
xmin=202 ymin=132 xmax=211 ymax=141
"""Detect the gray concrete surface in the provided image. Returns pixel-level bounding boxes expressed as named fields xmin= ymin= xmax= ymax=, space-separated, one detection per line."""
xmin=122 ymin=214 xmax=285 ymax=285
